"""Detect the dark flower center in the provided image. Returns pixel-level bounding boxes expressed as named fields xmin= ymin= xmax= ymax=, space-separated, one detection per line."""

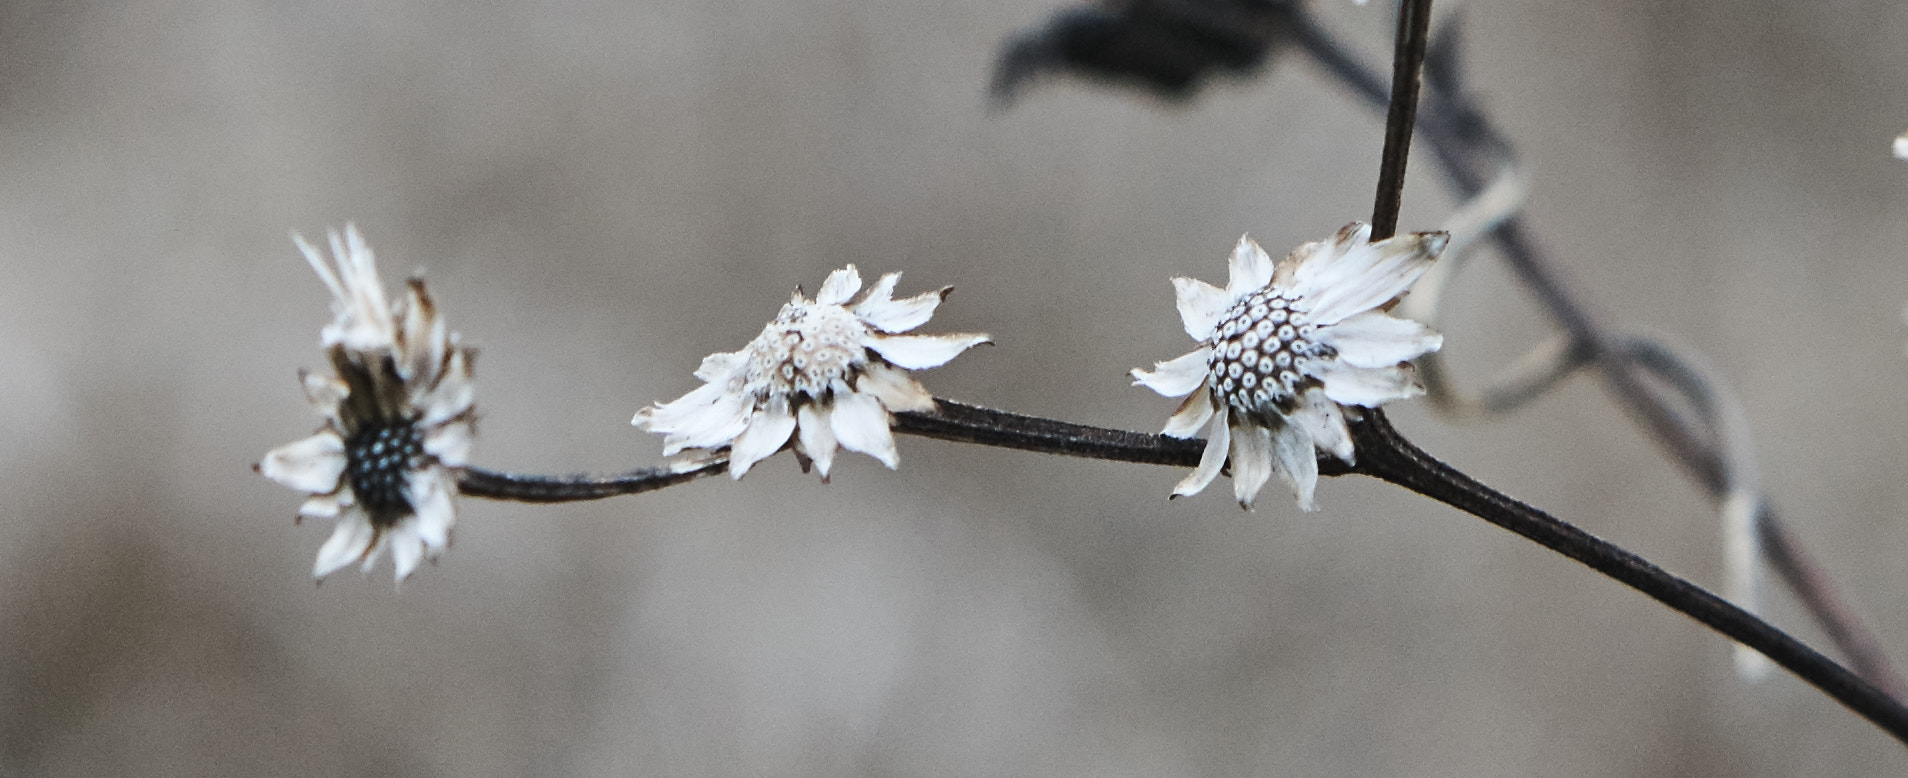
xmin=1206 ymin=287 xmax=1333 ymax=414
xmin=345 ymin=419 xmax=425 ymax=523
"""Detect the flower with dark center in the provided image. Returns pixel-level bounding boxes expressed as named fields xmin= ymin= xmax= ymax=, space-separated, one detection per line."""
xmin=634 ymin=265 xmax=988 ymax=479
xmin=257 ymin=225 xmax=475 ymax=581
xmin=1132 ymin=222 xmax=1446 ymax=509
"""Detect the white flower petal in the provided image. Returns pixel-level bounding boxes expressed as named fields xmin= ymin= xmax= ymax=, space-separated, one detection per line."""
xmin=300 ymin=371 xmax=349 ymax=411
xmin=638 ymin=382 xmax=753 ymax=455
xmin=1172 ymin=409 xmax=1231 ymax=498
xmin=856 ymin=287 xmax=946 ymax=333
xmin=1318 ymin=311 xmax=1443 ymax=368
xmin=408 ymin=469 xmax=455 ymax=552
xmin=1160 ymin=390 xmax=1216 ymax=438
xmin=423 ymin=419 xmax=474 ymax=469
xmin=694 ymin=350 xmax=747 ymax=382
xmin=259 ymin=433 xmax=347 ymax=494
xmin=1268 ymin=422 xmax=1320 ymax=511
xmin=314 ymin=514 xmax=377 ymax=579
xmin=1290 ymin=227 xmax=1445 ymax=326
xmin=815 ymin=265 xmax=863 ymax=306
xmin=1228 ymin=422 xmax=1276 ymax=509
xmin=1312 ymin=361 xmax=1425 ymax=407
xmin=399 ymin=280 xmax=448 ymax=385
xmin=829 ymin=390 xmax=899 ymax=469
xmin=1293 ymin=390 xmax=1353 ymax=463
xmin=1131 ymin=348 xmax=1211 ymax=399
xmin=865 ymin=332 xmax=990 ymax=370
xmin=389 ymin=527 xmax=425 ymax=581
xmin=857 ymin=362 xmax=935 ymax=413
xmin=1224 ymin=236 xmax=1276 ymax=301
xmin=728 ymin=399 xmax=797 ymax=478
xmin=796 ymin=403 xmax=839 ymax=477
xmin=298 ymin=494 xmax=344 ymax=520
xmin=1173 ymin=276 xmax=1231 ymax=340
xmin=418 ymin=350 xmax=476 ymax=427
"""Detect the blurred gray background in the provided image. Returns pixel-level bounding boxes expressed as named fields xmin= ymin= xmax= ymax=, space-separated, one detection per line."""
xmin=4 ymin=0 xmax=1908 ymax=774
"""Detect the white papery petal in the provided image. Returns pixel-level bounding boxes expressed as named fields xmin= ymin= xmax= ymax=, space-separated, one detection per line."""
xmin=407 ymin=468 xmax=455 ymax=552
xmin=389 ymin=528 xmax=425 ymax=581
xmin=1131 ymin=348 xmax=1211 ymax=398
xmin=1228 ymin=423 xmax=1275 ymax=508
xmin=1313 ymin=361 xmax=1425 ymax=407
xmin=301 ymin=371 xmax=349 ymax=411
xmin=314 ymin=514 xmax=377 ymax=579
xmin=830 ymin=390 xmax=899 ymax=468
xmin=865 ymin=332 xmax=989 ymax=370
xmin=260 ymin=433 xmax=347 ymax=494
xmin=1291 ymin=228 xmax=1444 ymax=326
xmin=856 ymin=287 xmax=944 ymax=333
xmin=796 ymin=403 xmax=840 ymax=477
xmin=1319 ymin=311 xmax=1443 ymax=368
xmin=418 ymin=351 xmax=475 ymax=426
xmin=1269 ymin=422 xmax=1320 ymax=511
xmin=1173 ymin=409 xmax=1231 ymax=498
xmin=1224 ymin=236 xmax=1276 ymax=300
xmin=638 ymin=382 xmax=753 ymax=455
xmin=815 ymin=265 xmax=863 ymax=305
xmin=423 ymin=419 xmax=474 ymax=467
xmin=1293 ymin=390 xmax=1353 ymax=463
xmin=1172 ymin=277 xmax=1231 ymax=340
xmin=728 ymin=399 xmax=797 ymax=478
xmin=1161 ymin=389 xmax=1216 ymax=438
xmin=298 ymin=494 xmax=344 ymax=520
xmin=858 ymin=362 xmax=935 ymax=413
xmin=695 ymin=350 xmax=747 ymax=382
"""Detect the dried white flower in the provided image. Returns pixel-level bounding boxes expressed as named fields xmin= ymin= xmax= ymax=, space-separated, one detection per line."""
xmin=257 ymin=225 xmax=476 ymax=581
xmin=634 ymin=265 xmax=988 ymax=479
xmin=1896 ymin=130 xmax=1908 ymax=161
xmin=1133 ymin=222 xmax=1446 ymax=509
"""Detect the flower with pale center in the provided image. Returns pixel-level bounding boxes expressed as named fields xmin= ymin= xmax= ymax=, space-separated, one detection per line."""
xmin=256 ymin=225 xmax=476 ymax=581
xmin=634 ymin=265 xmax=988 ymax=479
xmin=1132 ymin=222 xmax=1446 ymax=509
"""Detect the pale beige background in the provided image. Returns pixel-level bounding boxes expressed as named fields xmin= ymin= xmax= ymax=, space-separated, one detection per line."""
xmin=4 ymin=0 xmax=1908 ymax=775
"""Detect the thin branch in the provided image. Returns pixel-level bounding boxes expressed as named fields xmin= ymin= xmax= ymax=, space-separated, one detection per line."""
xmin=457 ymin=456 xmax=728 ymax=502
xmin=1287 ymin=5 xmax=1905 ymax=698
xmin=1369 ymin=0 xmax=1434 ymax=241
xmin=1345 ymin=408 xmax=1908 ymax=745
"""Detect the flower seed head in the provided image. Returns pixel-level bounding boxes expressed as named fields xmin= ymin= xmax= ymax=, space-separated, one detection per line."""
xmin=1132 ymin=223 xmax=1446 ymax=510
xmin=635 ymin=265 xmax=989 ymax=480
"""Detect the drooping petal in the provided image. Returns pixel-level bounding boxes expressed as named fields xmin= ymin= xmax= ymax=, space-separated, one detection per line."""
xmin=727 ymin=398 xmax=797 ymax=478
xmin=405 ymin=468 xmax=456 ymax=553
xmin=1224 ymin=235 xmax=1276 ymax=301
xmin=815 ymin=265 xmax=863 ymax=306
xmin=423 ymin=418 xmax=475 ymax=468
xmin=864 ymin=332 xmax=990 ymax=370
xmin=314 ymin=514 xmax=378 ymax=579
xmin=1292 ymin=390 xmax=1353 ymax=463
xmin=1131 ymin=348 xmax=1211 ymax=399
xmin=1317 ymin=311 xmax=1443 ymax=368
xmin=1228 ymin=423 xmax=1276 ymax=509
xmin=1290 ymin=227 xmax=1445 ymax=326
xmin=1312 ymin=361 xmax=1425 ymax=407
xmin=1160 ymin=389 xmax=1216 ymax=438
xmin=1172 ymin=276 xmax=1231 ymax=341
xmin=389 ymin=528 xmax=425 ymax=582
xmin=796 ymin=403 xmax=839 ymax=477
xmin=856 ymin=286 xmax=946 ymax=334
xmin=1268 ymin=422 xmax=1320 ymax=511
xmin=259 ymin=433 xmax=347 ymax=494
xmin=857 ymin=361 xmax=935 ymax=413
xmin=829 ymin=389 xmax=900 ymax=468
xmin=1172 ymin=409 xmax=1231 ymax=498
